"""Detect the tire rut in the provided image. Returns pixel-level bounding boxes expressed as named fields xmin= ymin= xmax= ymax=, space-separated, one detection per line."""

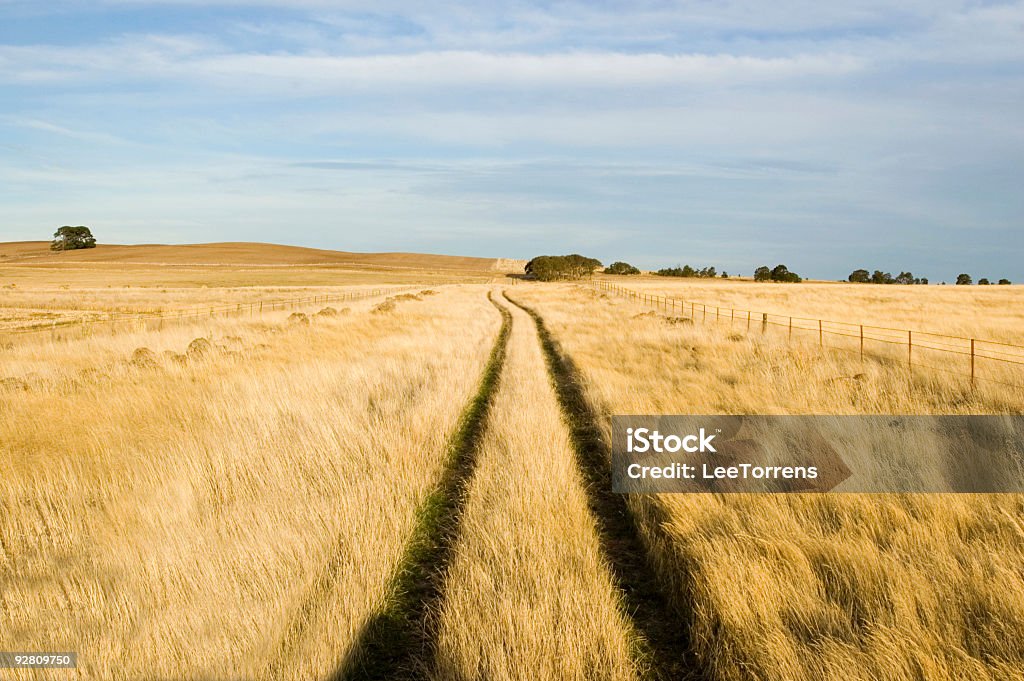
xmin=328 ymin=290 xmax=512 ymax=681
xmin=502 ymin=290 xmax=705 ymax=681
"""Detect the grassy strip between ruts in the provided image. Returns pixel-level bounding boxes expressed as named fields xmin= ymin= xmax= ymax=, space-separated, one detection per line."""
xmin=503 ymin=290 xmax=705 ymax=681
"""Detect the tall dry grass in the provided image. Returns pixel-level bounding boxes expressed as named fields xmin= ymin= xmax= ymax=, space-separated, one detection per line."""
xmin=609 ymin=276 xmax=1024 ymax=344
xmin=0 ymin=287 xmax=499 ymax=680
xmin=430 ymin=293 xmax=639 ymax=681
xmin=513 ymin=283 xmax=1024 ymax=681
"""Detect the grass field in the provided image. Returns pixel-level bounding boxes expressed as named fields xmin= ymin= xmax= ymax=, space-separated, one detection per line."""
xmin=2 ymin=247 xmax=1023 ymax=680
xmin=510 ymin=284 xmax=1024 ymax=681
xmin=607 ymin=274 xmax=1023 ymax=344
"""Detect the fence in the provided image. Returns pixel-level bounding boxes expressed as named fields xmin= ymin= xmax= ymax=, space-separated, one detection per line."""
xmin=593 ymin=280 xmax=1024 ymax=391
xmin=1 ymin=286 xmax=418 ymax=347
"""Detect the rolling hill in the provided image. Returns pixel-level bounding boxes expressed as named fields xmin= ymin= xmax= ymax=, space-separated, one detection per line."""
xmin=0 ymin=241 xmax=511 ymax=272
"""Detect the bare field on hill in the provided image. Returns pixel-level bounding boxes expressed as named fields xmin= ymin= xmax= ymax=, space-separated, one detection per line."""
xmin=3 ymin=263 xmax=1023 ymax=681
xmin=511 ymin=284 xmax=1024 ymax=681
xmin=0 ymin=241 xmax=503 ymax=272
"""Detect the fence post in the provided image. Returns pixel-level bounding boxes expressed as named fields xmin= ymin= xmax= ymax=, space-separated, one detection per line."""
xmin=908 ymin=331 xmax=912 ymax=368
xmin=761 ymin=313 xmax=768 ymax=334
xmin=860 ymin=325 xmax=864 ymax=363
xmin=970 ymin=339 xmax=976 ymax=388
xmin=818 ymin=319 xmax=823 ymax=346
xmin=789 ymin=317 xmax=792 ymax=339
xmin=747 ymin=311 xmax=751 ymax=331
xmin=703 ymin=305 xmax=707 ymax=322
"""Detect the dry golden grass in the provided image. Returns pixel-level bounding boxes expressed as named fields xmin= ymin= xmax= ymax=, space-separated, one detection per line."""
xmin=4 ymin=250 xmax=1024 ymax=681
xmin=605 ymin=274 xmax=1024 ymax=344
xmin=512 ymin=283 xmax=1024 ymax=681
xmin=431 ymin=293 xmax=639 ymax=681
xmin=0 ymin=286 xmax=500 ymax=680
xmin=0 ymin=243 xmax=498 ymax=319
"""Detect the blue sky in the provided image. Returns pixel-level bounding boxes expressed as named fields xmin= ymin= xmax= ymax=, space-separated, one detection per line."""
xmin=1 ymin=1 xmax=1022 ymax=280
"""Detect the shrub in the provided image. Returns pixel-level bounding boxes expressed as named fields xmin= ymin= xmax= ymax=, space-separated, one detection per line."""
xmin=130 ymin=347 xmax=158 ymax=368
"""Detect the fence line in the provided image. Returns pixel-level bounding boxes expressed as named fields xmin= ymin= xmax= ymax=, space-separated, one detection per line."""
xmin=592 ymin=280 xmax=1024 ymax=391
xmin=1 ymin=286 xmax=419 ymax=346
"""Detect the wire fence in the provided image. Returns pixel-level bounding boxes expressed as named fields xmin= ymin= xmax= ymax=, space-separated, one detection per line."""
xmin=0 ymin=286 xmax=418 ymax=347
xmin=593 ymin=280 xmax=1024 ymax=391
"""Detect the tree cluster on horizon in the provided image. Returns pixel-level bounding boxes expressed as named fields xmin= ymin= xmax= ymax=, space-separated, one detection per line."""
xmin=754 ymin=264 xmax=802 ymax=283
xmin=655 ymin=265 xmax=725 ymax=279
xmin=848 ymin=269 xmax=928 ymax=285
xmin=524 ymin=254 xmax=602 ymax=281
xmin=604 ymin=261 xmax=640 ymax=275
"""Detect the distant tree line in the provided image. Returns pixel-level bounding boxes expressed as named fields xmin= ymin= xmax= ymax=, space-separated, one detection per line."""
xmin=655 ymin=265 xmax=728 ymax=279
xmin=848 ymin=269 xmax=1011 ymax=285
xmin=956 ymin=274 xmax=1011 ymax=285
xmin=754 ymin=264 xmax=802 ymax=283
xmin=524 ymin=254 xmax=602 ymax=281
xmin=604 ymin=261 xmax=641 ymax=275
xmin=848 ymin=269 xmax=928 ymax=285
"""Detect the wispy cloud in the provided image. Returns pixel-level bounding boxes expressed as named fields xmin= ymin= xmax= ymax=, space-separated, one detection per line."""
xmin=0 ymin=1 xmax=1021 ymax=279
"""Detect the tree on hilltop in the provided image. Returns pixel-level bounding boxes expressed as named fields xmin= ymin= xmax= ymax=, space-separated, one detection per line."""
xmin=51 ymin=226 xmax=96 ymax=251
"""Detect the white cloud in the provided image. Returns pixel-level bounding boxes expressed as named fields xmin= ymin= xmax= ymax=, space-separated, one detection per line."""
xmin=0 ymin=40 xmax=864 ymax=91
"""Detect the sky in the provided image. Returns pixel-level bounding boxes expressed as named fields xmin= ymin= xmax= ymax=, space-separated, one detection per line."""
xmin=0 ymin=1 xmax=1022 ymax=281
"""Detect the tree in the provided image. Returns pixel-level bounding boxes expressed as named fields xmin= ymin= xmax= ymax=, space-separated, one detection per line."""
xmin=999 ymin=279 xmax=1012 ymax=285
xmin=770 ymin=264 xmax=802 ymax=283
xmin=525 ymin=254 xmax=602 ymax=281
xmin=604 ymin=261 xmax=640 ymax=275
xmin=50 ymin=226 xmax=96 ymax=251
xmin=871 ymin=270 xmax=893 ymax=285
xmin=848 ymin=269 xmax=870 ymax=283
xmin=956 ymin=273 xmax=972 ymax=285
xmin=721 ymin=271 xmax=729 ymax=278
xmin=894 ymin=271 xmax=915 ymax=285
xmin=978 ymin=278 xmax=990 ymax=285
xmin=754 ymin=266 xmax=771 ymax=282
